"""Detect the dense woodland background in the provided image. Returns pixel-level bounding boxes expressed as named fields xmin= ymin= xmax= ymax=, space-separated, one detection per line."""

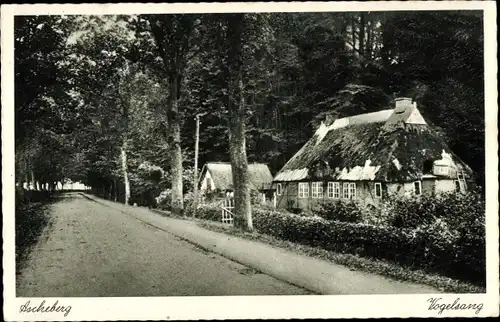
xmin=15 ymin=11 xmax=485 ymax=210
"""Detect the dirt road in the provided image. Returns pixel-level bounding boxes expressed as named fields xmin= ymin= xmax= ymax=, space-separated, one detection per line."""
xmin=16 ymin=193 xmax=311 ymax=297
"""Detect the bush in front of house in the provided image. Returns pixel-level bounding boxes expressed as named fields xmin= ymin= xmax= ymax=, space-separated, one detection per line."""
xmin=386 ymin=191 xmax=485 ymax=229
xmin=189 ymin=202 xmax=222 ymax=222
xmin=250 ymin=189 xmax=262 ymax=205
xmin=386 ymin=193 xmax=444 ymax=228
xmin=156 ymin=189 xmax=172 ymax=210
xmin=311 ymin=199 xmax=364 ymax=223
xmin=285 ymin=199 xmax=302 ymax=214
xmin=251 ymin=205 xmax=485 ymax=285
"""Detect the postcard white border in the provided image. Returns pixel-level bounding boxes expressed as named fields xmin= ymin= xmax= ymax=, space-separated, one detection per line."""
xmin=2 ymin=2 xmax=499 ymax=320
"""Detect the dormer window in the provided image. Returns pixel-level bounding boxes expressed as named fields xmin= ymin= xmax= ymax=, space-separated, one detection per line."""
xmin=433 ymin=164 xmax=449 ymax=176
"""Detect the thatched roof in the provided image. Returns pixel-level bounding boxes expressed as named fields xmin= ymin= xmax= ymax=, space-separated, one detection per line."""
xmin=202 ymin=162 xmax=274 ymax=191
xmin=274 ymin=99 xmax=474 ymax=183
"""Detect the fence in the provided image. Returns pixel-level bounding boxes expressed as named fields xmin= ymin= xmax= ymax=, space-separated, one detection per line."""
xmin=221 ymin=198 xmax=234 ymax=225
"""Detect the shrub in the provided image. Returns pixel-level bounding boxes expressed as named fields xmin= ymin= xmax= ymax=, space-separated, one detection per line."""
xmin=361 ymin=203 xmax=392 ymax=226
xmin=386 ymin=191 xmax=485 ymax=228
xmin=311 ymin=200 xmax=363 ymax=223
xmin=202 ymin=189 xmax=224 ymax=202
xmin=285 ymin=200 xmax=302 ymax=214
xmin=250 ymin=189 xmax=262 ymax=205
xmin=252 ymin=205 xmax=485 ymax=286
xmin=183 ymin=192 xmax=196 ymax=210
xmin=190 ymin=202 xmax=222 ymax=222
xmin=155 ymin=189 xmax=171 ymax=210
xmin=386 ymin=193 xmax=440 ymax=228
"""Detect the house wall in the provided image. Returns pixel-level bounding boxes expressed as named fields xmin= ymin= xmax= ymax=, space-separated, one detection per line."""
xmin=274 ymin=181 xmax=382 ymax=210
xmin=386 ymin=180 xmax=435 ymax=198
xmin=387 ymin=182 xmax=414 ymax=197
xmin=422 ymin=179 xmax=436 ymax=194
xmin=435 ymin=179 xmax=457 ymax=193
xmin=356 ymin=182 xmax=379 ymax=206
xmin=275 ymin=182 xmax=297 ymax=209
xmin=200 ymin=171 xmax=215 ymax=193
xmin=274 ymin=178 xmax=463 ymax=211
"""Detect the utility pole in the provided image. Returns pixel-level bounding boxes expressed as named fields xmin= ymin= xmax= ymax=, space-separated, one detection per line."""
xmin=192 ymin=114 xmax=201 ymax=215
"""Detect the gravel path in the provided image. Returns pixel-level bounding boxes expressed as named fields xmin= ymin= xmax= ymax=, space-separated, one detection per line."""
xmin=16 ymin=193 xmax=311 ymax=297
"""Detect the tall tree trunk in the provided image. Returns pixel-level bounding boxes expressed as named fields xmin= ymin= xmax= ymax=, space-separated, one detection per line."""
xmin=192 ymin=114 xmax=200 ymax=213
xmin=30 ymin=169 xmax=36 ymax=191
xmin=225 ymin=14 xmax=253 ymax=231
xmin=121 ymin=140 xmax=130 ymax=205
xmin=359 ymin=13 xmax=365 ymax=57
xmin=339 ymin=14 xmax=348 ymax=48
xmin=147 ymin=15 xmax=195 ymax=215
xmin=228 ymin=75 xmax=252 ymax=231
xmin=114 ymin=178 xmax=118 ymax=201
xmin=22 ymin=155 xmax=29 ymax=189
xmin=366 ymin=18 xmax=373 ymax=59
xmin=168 ymin=75 xmax=184 ymax=214
xmin=351 ymin=16 xmax=357 ymax=53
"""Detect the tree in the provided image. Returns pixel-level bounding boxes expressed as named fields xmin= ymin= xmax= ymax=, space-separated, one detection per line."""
xmin=197 ymin=13 xmax=273 ymax=230
xmin=137 ymin=14 xmax=200 ymax=213
xmin=14 ymin=15 xmax=83 ymax=190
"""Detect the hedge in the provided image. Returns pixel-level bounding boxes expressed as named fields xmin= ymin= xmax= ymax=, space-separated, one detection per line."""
xmin=311 ymin=199 xmax=364 ymax=223
xmin=252 ymin=206 xmax=485 ymax=286
xmin=185 ymin=203 xmax=222 ymax=222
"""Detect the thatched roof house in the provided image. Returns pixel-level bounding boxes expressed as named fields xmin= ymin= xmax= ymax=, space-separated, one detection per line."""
xmin=273 ymin=97 xmax=474 ymax=210
xmin=199 ymin=162 xmax=274 ymax=194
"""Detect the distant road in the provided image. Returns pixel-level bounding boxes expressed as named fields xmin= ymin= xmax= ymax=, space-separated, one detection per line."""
xmin=16 ymin=193 xmax=310 ymax=297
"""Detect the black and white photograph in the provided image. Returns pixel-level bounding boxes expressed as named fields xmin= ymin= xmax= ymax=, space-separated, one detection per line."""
xmin=2 ymin=1 xmax=498 ymax=320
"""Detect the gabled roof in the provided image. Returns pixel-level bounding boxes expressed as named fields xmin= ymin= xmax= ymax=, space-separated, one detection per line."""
xmin=274 ymin=99 xmax=473 ymax=182
xmin=202 ymin=162 xmax=274 ymax=190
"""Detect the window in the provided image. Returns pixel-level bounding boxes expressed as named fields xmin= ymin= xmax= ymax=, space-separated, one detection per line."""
xmin=349 ymin=183 xmax=357 ymax=199
xmin=333 ymin=182 xmax=340 ymax=199
xmin=327 ymin=182 xmax=334 ymax=198
xmin=414 ymin=181 xmax=422 ymax=196
xmin=457 ymin=172 xmax=467 ymax=193
xmin=342 ymin=183 xmax=350 ymax=199
xmin=374 ymin=182 xmax=382 ymax=198
xmin=327 ymin=182 xmax=340 ymax=199
xmin=298 ymin=182 xmax=309 ymax=198
xmin=312 ymin=182 xmax=323 ymax=198
xmin=434 ymin=165 xmax=449 ymax=175
xmin=276 ymin=183 xmax=282 ymax=196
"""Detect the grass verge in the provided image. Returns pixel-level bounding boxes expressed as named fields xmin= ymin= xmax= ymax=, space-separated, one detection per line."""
xmin=144 ymin=207 xmax=485 ymax=293
xmin=195 ymin=220 xmax=485 ymax=294
xmin=15 ymin=201 xmax=53 ymax=275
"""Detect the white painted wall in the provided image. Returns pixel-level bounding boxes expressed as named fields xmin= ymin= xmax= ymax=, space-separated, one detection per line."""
xmin=403 ymin=182 xmax=416 ymax=197
xmin=406 ymin=108 xmax=427 ymax=125
xmin=200 ymin=171 xmax=215 ymax=192
xmin=435 ymin=179 xmax=456 ymax=193
xmin=386 ymin=182 xmax=418 ymax=197
xmin=387 ymin=183 xmax=404 ymax=196
xmin=19 ymin=180 xmax=90 ymax=191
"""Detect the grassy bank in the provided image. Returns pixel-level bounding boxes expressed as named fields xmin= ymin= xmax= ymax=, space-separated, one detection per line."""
xmin=197 ymin=220 xmax=485 ymax=294
xmin=15 ymin=190 xmax=54 ymax=274
xmin=153 ymin=205 xmax=484 ymax=294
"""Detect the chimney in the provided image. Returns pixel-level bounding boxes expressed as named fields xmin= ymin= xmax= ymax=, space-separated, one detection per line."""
xmin=325 ymin=114 xmax=335 ymax=125
xmin=384 ymin=97 xmax=416 ymax=126
xmin=394 ymin=97 xmax=413 ymax=112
